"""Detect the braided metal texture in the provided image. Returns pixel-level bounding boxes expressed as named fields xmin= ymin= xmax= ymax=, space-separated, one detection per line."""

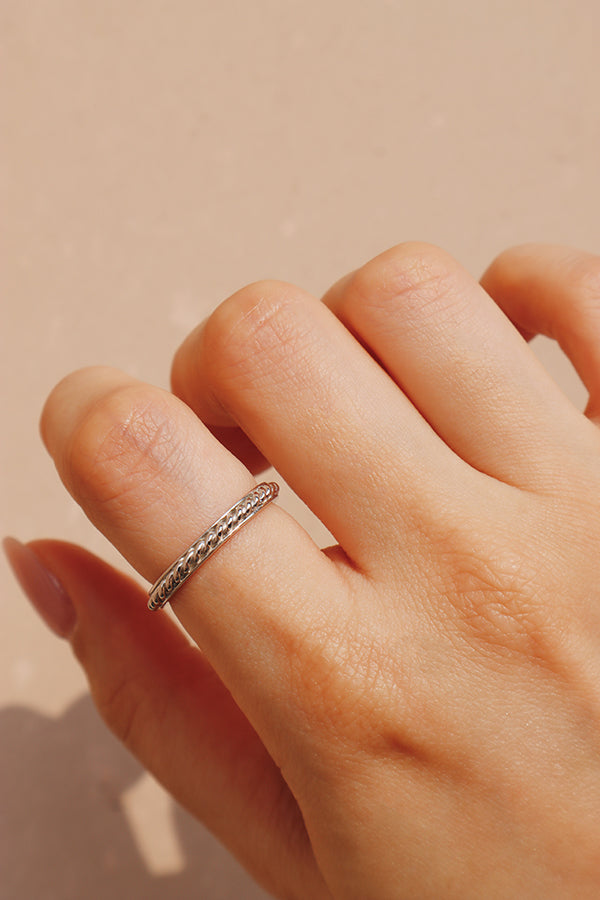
xmin=148 ymin=482 xmax=279 ymax=610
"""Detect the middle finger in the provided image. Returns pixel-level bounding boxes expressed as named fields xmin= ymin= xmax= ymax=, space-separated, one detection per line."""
xmin=171 ymin=279 xmax=473 ymax=566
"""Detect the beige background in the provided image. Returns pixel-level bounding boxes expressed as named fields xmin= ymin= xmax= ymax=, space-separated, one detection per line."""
xmin=1 ymin=1 xmax=597 ymax=897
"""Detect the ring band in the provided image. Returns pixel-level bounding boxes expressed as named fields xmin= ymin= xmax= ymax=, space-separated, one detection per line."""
xmin=148 ymin=481 xmax=280 ymax=611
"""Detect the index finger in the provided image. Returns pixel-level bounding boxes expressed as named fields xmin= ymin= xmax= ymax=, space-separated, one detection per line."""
xmin=40 ymin=366 xmax=350 ymax=760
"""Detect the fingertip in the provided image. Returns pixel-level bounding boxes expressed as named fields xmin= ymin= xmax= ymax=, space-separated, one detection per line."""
xmin=27 ymin=538 xmax=147 ymax=621
xmin=4 ymin=536 xmax=77 ymax=639
xmin=39 ymin=366 xmax=137 ymax=459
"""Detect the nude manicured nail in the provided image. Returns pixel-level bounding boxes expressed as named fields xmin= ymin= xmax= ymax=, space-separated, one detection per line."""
xmin=3 ymin=537 xmax=76 ymax=638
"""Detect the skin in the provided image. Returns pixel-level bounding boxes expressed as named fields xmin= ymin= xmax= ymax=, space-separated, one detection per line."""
xmin=18 ymin=242 xmax=600 ymax=898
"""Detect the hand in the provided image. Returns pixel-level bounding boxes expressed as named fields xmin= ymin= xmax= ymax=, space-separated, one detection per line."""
xmin=7 ymin=242 xmax=600 ymax=899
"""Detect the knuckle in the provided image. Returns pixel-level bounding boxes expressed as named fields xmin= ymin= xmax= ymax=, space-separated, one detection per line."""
xmin=204 ymin=281 xmax=314 ymax=387
xmin=545 ymin=253 xmax=600 ymax=353
xmin=350 ymin=241 xmax=465 ymax=326
xmin=70 ymin=630 xmax=147 ymax=749
xmin=94 ymin=674 xmax=148 ymax=750
xmin=443 ymin=533 xmax=555 ymax=661
xmin=285 ymin=599 xmax=403 ymax=748
xmin=64 ymin=385 xmax=191 ymax=515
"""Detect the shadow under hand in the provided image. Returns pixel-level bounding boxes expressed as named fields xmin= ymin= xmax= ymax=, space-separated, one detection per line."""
xmin=1 ymin=695 xmax=271 ymax=900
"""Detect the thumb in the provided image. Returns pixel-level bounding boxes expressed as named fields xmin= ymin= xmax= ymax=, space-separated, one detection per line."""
xmin=5 ymin=537 xmax=326 ymax=899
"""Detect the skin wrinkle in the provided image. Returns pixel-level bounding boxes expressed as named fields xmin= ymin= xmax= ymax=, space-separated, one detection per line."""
xmin=209 ymin=287 xmax=317 ymax=387
xmin=210 ymin=290 xmax=345 ymax=421
xmin=65 ymin=387 xmax=202 ymax=520
xmin=352 ymin=253 xmax=473 ymax=338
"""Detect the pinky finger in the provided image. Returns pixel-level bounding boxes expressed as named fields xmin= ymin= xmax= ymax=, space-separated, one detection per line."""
xmin=4 ymin=538 xmax=328 ymax=900
xmin=481 ymin=244 xmax=600 ymax=420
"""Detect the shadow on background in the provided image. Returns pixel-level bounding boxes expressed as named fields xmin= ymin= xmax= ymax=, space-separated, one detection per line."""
xmin=1 ymin=695 xmax=270 ymax=900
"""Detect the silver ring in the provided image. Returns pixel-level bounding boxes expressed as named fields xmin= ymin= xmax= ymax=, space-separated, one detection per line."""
xmin=148 ymin=482 xmax=279 ymax=611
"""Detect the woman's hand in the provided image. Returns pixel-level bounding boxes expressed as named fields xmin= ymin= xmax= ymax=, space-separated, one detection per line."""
xmin=8 ymin=242 xmax=600 ymax=899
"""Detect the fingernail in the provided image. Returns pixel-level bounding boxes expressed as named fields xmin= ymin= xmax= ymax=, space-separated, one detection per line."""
xmin=3 ymin=537 xmax=76 ymax=638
